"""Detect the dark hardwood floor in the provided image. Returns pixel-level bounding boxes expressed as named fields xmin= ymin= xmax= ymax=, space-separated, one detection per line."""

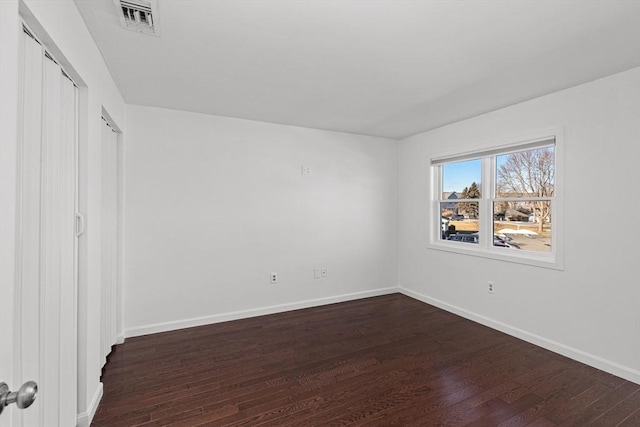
xmin=92 ymin=294 xmax=640 ymax=426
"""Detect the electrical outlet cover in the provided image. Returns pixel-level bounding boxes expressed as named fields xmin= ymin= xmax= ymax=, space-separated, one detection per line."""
xmin=487 ymin=281 xmax=495 ymax=293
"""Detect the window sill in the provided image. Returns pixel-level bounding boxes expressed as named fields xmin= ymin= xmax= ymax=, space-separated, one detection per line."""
xmin=428 ymin=240 xmax=564 ymax=271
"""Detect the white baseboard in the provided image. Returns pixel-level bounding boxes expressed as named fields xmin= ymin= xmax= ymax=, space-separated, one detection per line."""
xmin=124 ymin=287 xmax=398 ymax=338
xmin=76 ymin=382 xmax=103 ymax=427
xmin=399 ymin=287 xmax=640 ymax=385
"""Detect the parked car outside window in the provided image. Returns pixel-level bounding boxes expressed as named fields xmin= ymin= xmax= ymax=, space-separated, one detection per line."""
xmin=447 ymin=233 xmax=520 ymax=249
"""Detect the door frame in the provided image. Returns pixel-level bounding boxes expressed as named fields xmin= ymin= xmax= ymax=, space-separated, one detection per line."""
xmin=0 ymin=1 xmax=22 ymax=425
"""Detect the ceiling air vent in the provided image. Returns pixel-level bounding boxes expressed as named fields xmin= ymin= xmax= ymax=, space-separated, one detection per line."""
xmin=113 ymin=0 xmax=160 ymax=36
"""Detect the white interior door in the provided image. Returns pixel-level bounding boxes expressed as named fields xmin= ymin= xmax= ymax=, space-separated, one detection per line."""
xmin=7 ymin=27 xmax=78 ymax=427
xmin=100 ymin=119 xmax=119 ymax=366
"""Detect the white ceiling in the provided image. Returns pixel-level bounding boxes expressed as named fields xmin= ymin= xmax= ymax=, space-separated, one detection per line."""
xmin=74 ymin=0 xmax=640 ymax=139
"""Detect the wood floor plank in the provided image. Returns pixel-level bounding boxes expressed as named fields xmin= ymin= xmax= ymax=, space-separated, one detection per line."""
xmin=618 ymin=407 xmax=640 ymax=426
xmin=557 ymin=381 xmax=640 ymax=426
xmin=587 ymin=388 xmax=640 ymax=426
xmin=545 ymin=381 xmax=613 ymax=424
xmin=526 ymin=417 xmax=557 ymax=426
xmin=92 ymin=294 xmax=639 ymax=426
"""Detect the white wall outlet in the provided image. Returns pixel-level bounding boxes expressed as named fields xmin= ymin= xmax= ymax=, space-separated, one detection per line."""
xmin=487 ymin=280 xmax=495 ymax=294
xmin=313 ymin=269 xmax=321 ymax=279
xmin=301 ymin=165 xmax=311 ymax=175
xmin=270 ymin=272 xmax=278 ymax=284
xmin=321 ymin=267 xmax=327 ymax=278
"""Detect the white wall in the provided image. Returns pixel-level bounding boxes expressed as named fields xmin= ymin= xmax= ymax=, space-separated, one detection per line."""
xmin=398 ymin=67 xmax=640 ymax=383
xmin=0 ymin=1 xmax=126 ymax=425
xmin=123 ymin=105 xmax=398 ymax=335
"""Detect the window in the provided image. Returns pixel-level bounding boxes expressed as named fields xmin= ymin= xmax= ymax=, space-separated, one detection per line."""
xmin=431 ymin=133 xmax=562 ymax=269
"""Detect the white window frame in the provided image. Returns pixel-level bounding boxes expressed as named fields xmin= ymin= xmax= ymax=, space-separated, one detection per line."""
xmin=428 ymin=129 xmax=564 ymax=270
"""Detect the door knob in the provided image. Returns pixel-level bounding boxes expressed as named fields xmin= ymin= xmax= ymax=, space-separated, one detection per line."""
xmin=0 ymin=381 xmax=38 ymax=415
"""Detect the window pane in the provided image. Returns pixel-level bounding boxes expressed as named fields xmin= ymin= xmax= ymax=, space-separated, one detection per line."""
xmin=441 ymin=201 xmax=479 ymax=241
xmin=493 ymin=201 xmax=551 ymax=253
xmin=442 ymin=159 xmax=481 ymax=198
xmin=496 ymin=146 xmax=554 ymax=198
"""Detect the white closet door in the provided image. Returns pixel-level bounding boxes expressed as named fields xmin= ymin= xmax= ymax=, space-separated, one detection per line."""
xmin=15 ymin=29 xmax=78 ymax=427
xmin=17 ymin=31 xmax=45 ymax=427
xmin=41 ymin=52 xmax=64 ymax=424
xmin=58 ymin=69 xmax=78 ymax=427
xmin=101 ymin=118 xmax=119 ymax=365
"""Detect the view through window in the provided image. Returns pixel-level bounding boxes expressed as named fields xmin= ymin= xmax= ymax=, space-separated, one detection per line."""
xmin=435 ymin=139 xmax=556 ymax=257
